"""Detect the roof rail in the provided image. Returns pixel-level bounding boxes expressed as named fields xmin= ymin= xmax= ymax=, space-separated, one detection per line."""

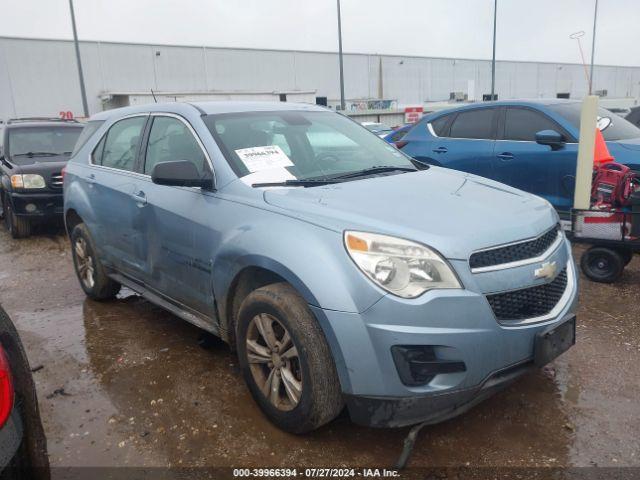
xmin=6 ymin=117 xmax=79 ymax=124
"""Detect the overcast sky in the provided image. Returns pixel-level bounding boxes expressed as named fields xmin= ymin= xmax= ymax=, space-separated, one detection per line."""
xmin=0 ymin=0 xmax=638 ymax=66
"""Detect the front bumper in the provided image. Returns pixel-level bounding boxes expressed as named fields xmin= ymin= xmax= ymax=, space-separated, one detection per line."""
xmin=311 ymin=238 xmax=578 ymax=428
xmin=6 ymin=191 xmax=63 ymax=218
xmin=345 ymin=358 xmax=535 ymax=428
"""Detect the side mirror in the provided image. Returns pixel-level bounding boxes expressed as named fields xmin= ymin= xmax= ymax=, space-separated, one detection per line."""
xmin=535 ymin=129 xmax=565 ymax=150
xmin=151 ymin=160 xmax=214 ymax=189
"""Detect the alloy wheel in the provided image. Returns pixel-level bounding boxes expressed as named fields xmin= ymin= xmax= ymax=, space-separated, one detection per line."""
xmin=246 ymin=313 xmax=302 ymax=411
xmin=74 ymin=237 xmax=95 ymax=289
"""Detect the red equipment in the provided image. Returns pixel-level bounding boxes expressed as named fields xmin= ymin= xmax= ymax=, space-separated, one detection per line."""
xmin=591 ymin=162 xmax=639 ymax=208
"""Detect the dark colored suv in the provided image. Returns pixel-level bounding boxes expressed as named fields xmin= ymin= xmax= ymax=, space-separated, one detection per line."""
xmin=0 ymin=118 xmax=84 ymax=238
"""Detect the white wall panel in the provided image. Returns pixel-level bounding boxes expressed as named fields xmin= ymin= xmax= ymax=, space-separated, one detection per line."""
xmin=0 ymin=37 xmax=639 ymax=118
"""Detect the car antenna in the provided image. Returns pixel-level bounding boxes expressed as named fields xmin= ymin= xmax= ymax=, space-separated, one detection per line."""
xmin=151 ymin=89 xmax=158 ymax=103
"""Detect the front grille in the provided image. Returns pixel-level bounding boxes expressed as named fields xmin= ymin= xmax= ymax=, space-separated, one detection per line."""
xmin=469 ymin=224 xmax=560 ymax=270
xmin=50 ymin=172 xmax=63 ymax=188
xmin=486 ymin=267 xmax=568 ymax=321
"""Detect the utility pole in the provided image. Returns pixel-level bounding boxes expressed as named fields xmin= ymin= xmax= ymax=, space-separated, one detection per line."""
xmin=68 ymin=0 xmax=89 ymax=117
xmin=589 ymin=0 xmax=599 ymax=95
xmin=336 ymin=0 xmax=346 ymax=110
xmin=490 ymin=0 xmax=497 ymax=100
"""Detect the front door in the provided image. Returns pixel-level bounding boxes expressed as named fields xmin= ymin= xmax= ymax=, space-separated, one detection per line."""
xmin=492 ymin=107 xmax=577 ymax=212
xmin=138 ymin=114 xmax=218 ymax=318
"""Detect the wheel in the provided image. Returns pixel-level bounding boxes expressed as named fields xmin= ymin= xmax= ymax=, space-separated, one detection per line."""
xmin=3 ymin=195 xmax=31 ymax=238
xmin=236 ymin=282 xmax=343 ymax=433
xmin=580 ymin=247 xmax=625 ymax=283
xmin=616 ymin=248 xmax=634 ymax=266
xmin=70 ymin=223 xmax=121 ymax=300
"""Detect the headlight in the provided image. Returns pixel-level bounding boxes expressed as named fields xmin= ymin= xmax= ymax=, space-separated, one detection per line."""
xmin=344 ymin=231 xmax=461 ymax=298
xmin=10 ymin=174 xmax=46 ymax=189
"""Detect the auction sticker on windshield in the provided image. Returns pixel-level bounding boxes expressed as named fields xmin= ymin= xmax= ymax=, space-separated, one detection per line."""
xmin=235 ymin=145 xmax=294 ymax=172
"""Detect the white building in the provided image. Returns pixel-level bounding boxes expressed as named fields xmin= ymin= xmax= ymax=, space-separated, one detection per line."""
xmin=1 ymin=36 xmax=639 ymax=119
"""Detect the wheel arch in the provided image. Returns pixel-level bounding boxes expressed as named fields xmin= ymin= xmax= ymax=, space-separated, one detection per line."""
xmin=217 ymin=256 xmax=321 ymax=350
xmin=64 ymin=208 xmax=84 ymax=238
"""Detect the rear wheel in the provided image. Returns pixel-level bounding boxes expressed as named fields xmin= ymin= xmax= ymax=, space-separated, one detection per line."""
xmin=3 ymin=195 xmax=31 ymax=238
xmin=580 ymin=247 xmax=624 ymax=283
xmin=70 ymin=223 xmax=121 ymax=300
xmin=236 ymin=283 xmax=343 ymax=433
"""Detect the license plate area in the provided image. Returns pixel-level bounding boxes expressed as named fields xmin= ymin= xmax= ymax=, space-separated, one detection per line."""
xmin=534 ymin=315 xmax=576 ymax=366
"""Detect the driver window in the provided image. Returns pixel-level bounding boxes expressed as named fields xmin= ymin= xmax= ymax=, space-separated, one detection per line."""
xmin=100 ymin=116 xmax=146 ymax=171
xmin=145 ymin=116 xmax=206 ymax=175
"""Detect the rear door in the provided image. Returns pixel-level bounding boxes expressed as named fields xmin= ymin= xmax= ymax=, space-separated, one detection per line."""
xmin=88 ymin=114 xmax=149 ymax=278
xmin=429 ymin=108 xmax=498 ymax=179
xmin=493 ymin=106 xmax=577 ymax=212
xmin=137 ymin=113 xmax=217 ymax=318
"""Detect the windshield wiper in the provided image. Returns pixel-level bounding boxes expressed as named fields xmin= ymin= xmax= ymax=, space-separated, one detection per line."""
xmin=252 ymin=178 xmax=344 ymax=188
xmin=329 ymin=165 xmax=418 ymax=180
xmin=12 ymin=151 xmax=59 ymax=158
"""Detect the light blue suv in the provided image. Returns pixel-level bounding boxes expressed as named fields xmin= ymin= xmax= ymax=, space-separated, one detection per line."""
xmin=63 ymin=102 xmax=578 ymax=432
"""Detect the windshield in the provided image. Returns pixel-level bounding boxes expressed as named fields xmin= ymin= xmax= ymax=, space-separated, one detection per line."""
xmin=203 ymin=111 xmax=416 ymax=184
xmin=548 ymin=103 xmax=640 ymax=141
xmin=8 ymin=126 xmax=83 ymax=163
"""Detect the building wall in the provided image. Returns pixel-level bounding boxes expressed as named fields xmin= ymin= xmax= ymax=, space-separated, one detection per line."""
xmin=1 ymin=36 xmax=639 ymax=119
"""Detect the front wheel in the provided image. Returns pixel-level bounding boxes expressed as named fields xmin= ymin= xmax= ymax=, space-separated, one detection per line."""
xmin=236 ymin=283 xmax=343 ymax=433
xmin=580 ymin=246 xmax=624 ymax=283
xmin=3 ymin=196 xmax=31 ymax=238
xmin=70 ymin=223 xmax=121 ymax=300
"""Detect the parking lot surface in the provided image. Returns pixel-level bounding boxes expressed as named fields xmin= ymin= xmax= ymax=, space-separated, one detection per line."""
xmin=0 ymin=226 xmax=639 ymax=469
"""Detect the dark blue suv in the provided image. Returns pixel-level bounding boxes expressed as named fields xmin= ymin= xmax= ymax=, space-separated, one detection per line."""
xmin=401 ymin=100 xmax=640 ymax=212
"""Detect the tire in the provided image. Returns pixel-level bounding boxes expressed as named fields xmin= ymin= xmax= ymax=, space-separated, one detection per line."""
xmin=70 ymin=223 xmax=121 ymax=300
xmin=236 ymin=282 xmax=343 ymax=433
xmin=616 ymin=248 xmax=634 ymax=266
xmin=3 ymin=195 xmax=31 ymax=238
xmin=580 ymin=247 xmax=625 ymax=283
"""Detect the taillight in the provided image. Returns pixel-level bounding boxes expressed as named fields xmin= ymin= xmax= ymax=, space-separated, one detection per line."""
xmin=395 ymin=140 xmax=408 ymax=149
xmin=0 ymin=344 xmax=14 ymax=429
xmin=61 ymin=166 xmax=67 ymax=181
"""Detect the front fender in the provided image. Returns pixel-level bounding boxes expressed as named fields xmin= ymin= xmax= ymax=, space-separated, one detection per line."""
xmin=213 ymin=220 xmax=384 ymax=315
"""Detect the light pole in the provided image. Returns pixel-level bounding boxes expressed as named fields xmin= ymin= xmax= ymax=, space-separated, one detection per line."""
xmin=336 ymin=0 xmax=346 ymax=110
xmin=490 ymin=0 xmax=497 ymax=100
xmin=589 ymin=0 xmax=599 ymax=95
xmin=570 ymin=31 xmax=591 ymax=92
xmin=68 ymin=0 xmax=89 ymax=117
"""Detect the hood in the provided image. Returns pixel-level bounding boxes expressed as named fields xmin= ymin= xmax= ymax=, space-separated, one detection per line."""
xmin=8 ymin=154 xmax=70 ymax=169
xmin=263 ymin=168 xmax=557 ymax=260
xmin=607 ymin=138 xmax=640 ymax=155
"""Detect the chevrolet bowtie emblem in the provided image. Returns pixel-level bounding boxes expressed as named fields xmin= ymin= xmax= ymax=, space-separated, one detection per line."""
xmin=534 ymin=261 xmax=557 ymax=280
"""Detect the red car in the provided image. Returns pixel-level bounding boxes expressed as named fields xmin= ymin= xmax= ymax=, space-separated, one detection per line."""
xmin=0 ymin=305 xmax=49 ymax=479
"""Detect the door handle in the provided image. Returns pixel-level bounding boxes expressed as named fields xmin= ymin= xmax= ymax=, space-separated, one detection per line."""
xmin=497 ymin=152 xmax=514 ymax=161
xmin=132 ymin=190 xmax=147 ymax=206
xmin=432 ymin=147 xmax=448 ymax=154
xmin=86 ymin=173 xmax=96 ymax=188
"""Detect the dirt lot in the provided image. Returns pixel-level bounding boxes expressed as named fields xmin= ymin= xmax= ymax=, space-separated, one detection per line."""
xmin=0 ymin=225 xmax=639 ymax=470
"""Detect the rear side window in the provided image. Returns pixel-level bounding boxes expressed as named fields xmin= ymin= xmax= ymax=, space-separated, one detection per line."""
xmin=71 ymin=120 xmax=104 ymax=157
xmin=503 ymin=108 xmax=559 ymax=141
xmin=430 ymin=115 xmax=450 ymax=137
xmin=449 ymin=109 xmax=494 ymax=139
xmin=98 ymin=116 xmax=146 ymax=171
xmin=144 ymin=116 xmax=206 ymax=175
